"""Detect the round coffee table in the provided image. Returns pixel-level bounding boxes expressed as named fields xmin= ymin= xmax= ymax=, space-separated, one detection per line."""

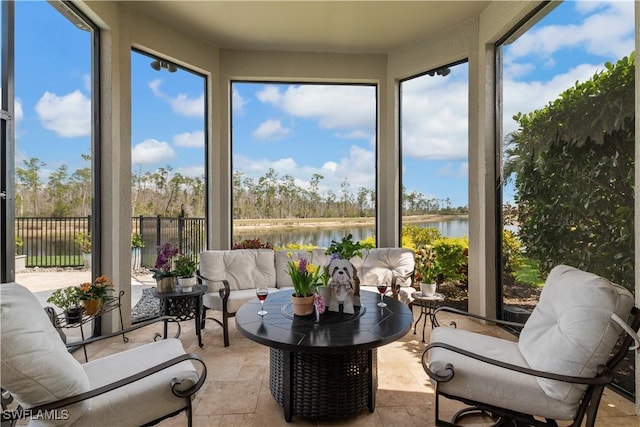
xmin=235 ymin=289 xmax=412 ymax=421
xmin=411 ymin=291 xmax=445 ymax=342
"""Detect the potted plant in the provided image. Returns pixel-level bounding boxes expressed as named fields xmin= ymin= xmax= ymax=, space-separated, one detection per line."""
xmin=414 ymin=245 xmax=440 ymax=296
xmin=151 ymin=242 xmax=179 ymax=293
xmin=76 ymin=275 xmax=115 ymax=315
xmin=286 ymin=254 xmax=322 ymax=316
xmin=131 ymin=233 xmax=144 ymax=269
xmin=15 ymin=236 xmax=26 ymax=272
xmin=175 ymin=254 xmax=197 ymax=292
xmin=74 ymin=232 xmax=92 ymax=268
xmin=47 ymin=286 xmax=82 ymax=324
xmin=325 ymin=234 xmax=364 ymax=260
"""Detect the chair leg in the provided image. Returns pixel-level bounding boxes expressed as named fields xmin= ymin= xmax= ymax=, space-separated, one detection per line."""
xmin=222 ymin=312 xmax=230 ymax=347
xmin=186 ymin=397 xmax=193 ymax=427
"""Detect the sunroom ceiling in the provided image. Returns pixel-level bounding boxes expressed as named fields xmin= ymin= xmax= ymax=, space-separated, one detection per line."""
xmin=120 ymin=1 xmax=490 ymax=54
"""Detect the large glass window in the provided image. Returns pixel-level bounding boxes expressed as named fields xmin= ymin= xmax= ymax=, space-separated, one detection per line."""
xmin=231 ymin=82 xmax=377 ymax=249
xmin=498 ymin=0 xmax=635 ymax=396
xmin=399 ymin=61 xmax=469 ymax=309
xmin=130 ymin=50 xmax=207 ymax=268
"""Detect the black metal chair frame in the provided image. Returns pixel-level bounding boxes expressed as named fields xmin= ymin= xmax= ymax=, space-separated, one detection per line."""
xmin=197 ymin=273 xmax=233 ymax=347
xmin=422 ymin=306 xmax=640 ymax=427
xmin=1 ymin=317 xmax=207 ymax=427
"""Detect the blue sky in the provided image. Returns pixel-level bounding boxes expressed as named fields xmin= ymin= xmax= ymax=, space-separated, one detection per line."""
xmin=12 ymin=1 xmax=636 ymax=210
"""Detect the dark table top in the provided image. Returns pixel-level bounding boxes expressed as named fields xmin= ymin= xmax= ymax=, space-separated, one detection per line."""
xmin=235 ymin=290 xmax=412 ymax=354
xmin=151 ymin=284 xmax=207 ymax=299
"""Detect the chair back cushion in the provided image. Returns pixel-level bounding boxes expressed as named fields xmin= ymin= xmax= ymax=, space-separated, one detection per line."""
xmin=1 ymin=282 xmax=90 ymax=425
xmin=518 ymin=265 xmax=634 ymax=402
xmin=352 ymin=248 xmax=415 ymax=287
xmin=199 ymin=249 xmax=276 ymax=290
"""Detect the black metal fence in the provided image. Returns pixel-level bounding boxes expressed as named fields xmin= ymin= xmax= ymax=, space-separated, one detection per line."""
xmin=16 ymin=215 xmax=206 ymax=268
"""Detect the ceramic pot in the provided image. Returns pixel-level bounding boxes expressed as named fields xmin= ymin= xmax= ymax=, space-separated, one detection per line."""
xmin=291 ymin=294 xmax=315 ymax=316
xmin=420 ymin=283 xmax=437 ymax=297
xmin=65 ymin=307 xmax=83 ymax=324
xmin=81 ymin=299 xmax=102 ymax=316
xmin=157 ymin=276 xmax=177 ymax=293
xmin=177 ymin=276 xmax=196 ymax=292
xmin=316 ymin=286 xmax=331 ymax=302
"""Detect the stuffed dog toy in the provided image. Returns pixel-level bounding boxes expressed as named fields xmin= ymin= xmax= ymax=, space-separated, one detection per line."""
xmin=327 ymin=258 xmax=360 ymax=314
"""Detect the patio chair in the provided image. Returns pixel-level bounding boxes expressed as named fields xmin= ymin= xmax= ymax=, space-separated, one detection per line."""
xmin=1 ymin=282 xmax=207 ymax=427
xmin=422 ymin=264 xmax=640 ymax=427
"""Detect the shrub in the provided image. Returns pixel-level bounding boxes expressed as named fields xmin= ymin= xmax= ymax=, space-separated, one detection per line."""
xmin=233 ymin=238 xmax=273 ymax=249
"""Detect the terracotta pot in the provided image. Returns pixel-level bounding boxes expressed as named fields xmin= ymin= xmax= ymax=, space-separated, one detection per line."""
xmin=157 ymin=276 xmax=177 ymax=293
xmin=290 ymin=294 xmax=315 ymax=316
xmin=81 ymin=299 xmax=102 ymax=316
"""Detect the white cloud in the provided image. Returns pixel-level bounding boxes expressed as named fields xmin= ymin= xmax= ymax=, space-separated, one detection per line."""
xmin=174 ymin=130 xmax=205 ymax=148
xmin=435 ymin=162 xmax=468 ymax=178
xmin=232 ymin=87 xmax=248 ymax=114
xmin=15 ymin=97 xmax=23 ymax=124
xmin=149 ymin=79 xmax=204 ymax=117
xmin=176 ymin=165 xmax=205 ymax=178
xmin=506 ymin=1 xmax=634 ymax=63
xmin=131 ymin=138 xmax=175 ymax=164
xmin=35 ymin=90 xmax=91 ymax=137
xmin=252 ymin=119 xmax=290 ymax=140
xmin=256 ymin=84 xmax=375 ymax=136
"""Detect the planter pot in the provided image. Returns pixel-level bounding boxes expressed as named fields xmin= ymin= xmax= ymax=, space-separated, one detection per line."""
xmin=81 ymin=299 xmax=103 ymax=316
xmin=64 ymin=307 xmax=83 ymax=324
xmin=420 ymin=283 xmax=437 ymax=297
xmin=15 ymin=255 xmax=26 ymax=272
xmin=316 ymin=286 xmax=330 ymax=303
xmin=290 ymin=295 xmax=315 ymax=316
xmin=82 ymin=252 xmax=92 ymax=268
xmin=177 ymin=276 xmax=196 ymax=292
xmin=156 ymin=276 xmax=177 ymax=293
xmin=131 ymin=248 xmax=142 ymax=269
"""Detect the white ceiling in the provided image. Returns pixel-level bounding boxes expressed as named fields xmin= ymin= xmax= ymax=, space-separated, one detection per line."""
xmin=120 ymin=1 xmax=491 ymax=54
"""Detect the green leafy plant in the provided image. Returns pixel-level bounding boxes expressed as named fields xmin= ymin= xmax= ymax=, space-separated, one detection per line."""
xmin=47 ymin=286 xmax=81 ymax=313
xmin=77 ymin=275 xmax=114 ymax=302
xmin=175 ymin=254 xmax=197 ymax=278
xmin=286 ymin=253 xmax=322 ymax=297
xmin=414 ymin=245 xmax=440 ymax=284
xmin=233 ymin=238 xmax=273 ymax=249
xmin=131 ymin=233 xmax=145 ymax=249
xmin=325 ymin=234 xmax=364 ymax=260
xmin=74 ymin=232 xmax=91 ymax=253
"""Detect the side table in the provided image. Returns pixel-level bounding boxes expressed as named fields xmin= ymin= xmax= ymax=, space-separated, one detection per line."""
xmin=411 ymin=291 xmax=445 ymax=342
xmin=152 ymin=284 xmax=207 ymax=347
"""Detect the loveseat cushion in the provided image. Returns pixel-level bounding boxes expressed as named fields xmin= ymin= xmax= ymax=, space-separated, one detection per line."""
xmin=518 ymin=265 xmax=634 ymax=403
xmin=203 ymin=287 xmax=278 ymax=314
xmin=200 ymin=249 xmax=276 ymax=291
xmin=76 ymin=339 xmax=197 ymax=427
xmin=1 ymin=283 xmax=91 ymax=426
xmin=353 ymin=248 xmax=415 ymax=287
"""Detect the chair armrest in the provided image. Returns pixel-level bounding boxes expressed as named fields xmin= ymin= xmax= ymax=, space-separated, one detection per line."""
xmin=197 ymin=273 xmax=231 ymax=300
xmin=4 ymin=353 xmax=207 ymax=421
xmin=433 ymin=306 xmax=526 ymax=330
xmin=422 ymin=341 xmax=613 ymax=386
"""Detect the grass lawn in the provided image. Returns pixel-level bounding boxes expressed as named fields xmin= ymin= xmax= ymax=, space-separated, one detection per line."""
xmin=515 ymin=258 xmax=544 ymax=287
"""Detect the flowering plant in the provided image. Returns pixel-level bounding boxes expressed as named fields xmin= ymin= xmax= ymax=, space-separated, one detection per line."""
xmin=286 ymin=253 xmax=322 ymax=297
xmin=414 ymin=245 xmax=439 ymax=284
xmin=77 ymin=275 xmax=114 ymax=302
xmin=151 ymin=242 xmax=179 ymax=280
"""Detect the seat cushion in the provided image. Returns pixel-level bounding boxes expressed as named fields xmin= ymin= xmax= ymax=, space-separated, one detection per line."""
xmin=200 ymin=249 xmax=276 ymax=291
xmin=518 ymin=265 xmax=634 ymax=402
xmin=429 ymin=327 xmax=579 ymax=420
xmin=1 ymin=283 xmax=90 ymax=426
xmin=203 ymin=287 xmax=278 ymax=314
xmin=74 ymin=339 xmax=197 ymax=427
xmin=353 ymin=248 xmax=414 ymax=288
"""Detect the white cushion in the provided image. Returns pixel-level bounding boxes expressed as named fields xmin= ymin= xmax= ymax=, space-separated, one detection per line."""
xmin=1 ymin=282 xmax=90 ymax=426
xmin=354 ymin=248 xmax=415 ymax=287
xmin=75 ymin=339 xmax=197 ymax=427
xmin=199 ymin=249 xmax=276 ymax=291
xmin=518 ymin=265 xmax=634 ymax=402
xmin=274 ymin=249 xmax=328 ymax=289
xmin=429 ymin=327 xmax=578 ymax=420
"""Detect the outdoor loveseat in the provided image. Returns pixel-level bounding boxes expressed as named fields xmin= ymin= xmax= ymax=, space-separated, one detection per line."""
xmin=198 ymin=247 xmax=415 ymax=346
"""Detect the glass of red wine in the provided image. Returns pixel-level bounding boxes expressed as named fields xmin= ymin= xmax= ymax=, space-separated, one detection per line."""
xmin=256 ymin=286 xmax=268 ymax=316
xmin=376 ymin=281 xmax=388 ymax=307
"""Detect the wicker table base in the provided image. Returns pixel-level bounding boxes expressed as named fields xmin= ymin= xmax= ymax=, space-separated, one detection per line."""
xmin=269 ymin=347 xmax=377 ymax=420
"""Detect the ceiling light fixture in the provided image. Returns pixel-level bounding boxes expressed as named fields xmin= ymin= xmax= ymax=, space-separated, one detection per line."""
xmin=427 ymin=67 xmax=451 ymax=77
xmin=150 ymin=59 xmax=177 ymax=73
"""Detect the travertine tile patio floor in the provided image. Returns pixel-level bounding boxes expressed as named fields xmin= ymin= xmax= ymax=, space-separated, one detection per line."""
xmin=16 ymin=272 xmax=640 ymax=427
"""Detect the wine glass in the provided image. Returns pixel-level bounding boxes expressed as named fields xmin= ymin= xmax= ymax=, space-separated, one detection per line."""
xmin=256 ymin=286 xmax=268 ymax=316
xmin=376 ymin=281 xmax=388 ymax=308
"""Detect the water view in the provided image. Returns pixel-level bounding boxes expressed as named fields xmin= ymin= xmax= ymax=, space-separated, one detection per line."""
xmin=234 ymin=218 xmax=469 ymax=248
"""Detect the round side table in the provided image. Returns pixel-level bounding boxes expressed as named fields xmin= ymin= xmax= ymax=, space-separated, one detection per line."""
xmin=411 ymin=291 xmax=445 ymax=342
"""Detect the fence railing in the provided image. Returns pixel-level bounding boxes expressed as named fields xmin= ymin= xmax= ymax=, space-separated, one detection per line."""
xmin=16 ymin=215 xmax=206 ymax=268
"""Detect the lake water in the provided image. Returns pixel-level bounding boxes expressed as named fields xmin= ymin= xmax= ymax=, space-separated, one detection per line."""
xmin=234 ymin=218 xmax=469 ymax=248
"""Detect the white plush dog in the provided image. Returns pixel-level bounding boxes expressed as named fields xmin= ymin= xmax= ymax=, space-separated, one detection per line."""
xmin=327 ymin=258 xmax=360 ymax=314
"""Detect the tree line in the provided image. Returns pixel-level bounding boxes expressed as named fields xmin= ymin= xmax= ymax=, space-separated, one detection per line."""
xmin=16 ymin=158 xmax=467 ymax=219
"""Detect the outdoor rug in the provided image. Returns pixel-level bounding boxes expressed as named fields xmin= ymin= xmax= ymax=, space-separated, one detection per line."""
xmin=131 ymin=288 xmax=160 ymax=323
